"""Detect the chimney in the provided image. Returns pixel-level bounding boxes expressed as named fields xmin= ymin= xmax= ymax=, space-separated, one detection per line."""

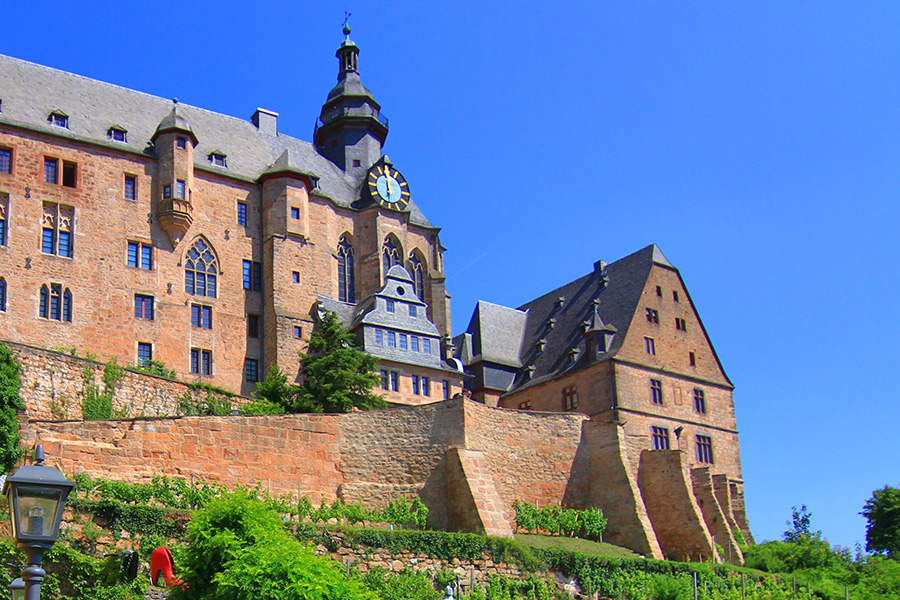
xmin=252 ymin=108 xmax=279 ymax=136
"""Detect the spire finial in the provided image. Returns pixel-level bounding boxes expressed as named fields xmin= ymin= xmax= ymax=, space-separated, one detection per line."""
xmin=173 ymin=98 xmax=178 ymax=105
xmin=343 ymin=11 xmax=352 ymax=37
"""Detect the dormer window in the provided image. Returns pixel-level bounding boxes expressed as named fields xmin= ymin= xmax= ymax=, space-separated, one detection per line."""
xmin=568 ymin=348 xmax=581 ymax=365
xmin=536 ymin=339 xmax=547 ymax=353
xmin=49 ymin=111 xmax=68 ymax=129
xmin=108 ymin=127 xmax=127 ymax=142
xmin=209 ymin=152 xmax=227 ymax=168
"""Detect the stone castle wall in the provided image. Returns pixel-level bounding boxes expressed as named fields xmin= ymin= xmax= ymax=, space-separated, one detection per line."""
xmin=6 ymin=340 xmax=243 ymax=422
xmin=12 ymin=344 xmax=752 ymax=563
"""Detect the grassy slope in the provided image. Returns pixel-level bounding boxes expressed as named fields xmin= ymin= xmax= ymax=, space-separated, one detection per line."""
xmin=514 ymin=533 xmax=642 ymax=559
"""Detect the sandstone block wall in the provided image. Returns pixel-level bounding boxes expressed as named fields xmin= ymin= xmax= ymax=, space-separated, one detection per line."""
xmin=6 ymin=341 xmax=243 ymax=422
xmin=691 ymin=467 xmax=743 ymax=565
xmin=21 ymin=393 xmax=752 ymax=562
xmin=638 ymin=449 xmax=717 ymax=562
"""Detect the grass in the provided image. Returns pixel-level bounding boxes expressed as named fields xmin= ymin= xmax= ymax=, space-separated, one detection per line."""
xmin=514 ymin=533 xmax=642 ymax=559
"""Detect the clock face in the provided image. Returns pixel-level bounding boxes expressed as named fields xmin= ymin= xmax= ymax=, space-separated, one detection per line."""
xmin=367 ymin=163 xmax=410 ymax=211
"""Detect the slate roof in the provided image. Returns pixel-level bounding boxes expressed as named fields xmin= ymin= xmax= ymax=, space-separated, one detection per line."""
xmin=456 ymin=244 xmax=679 ymax=394
xmin=0 ymin=52 xmax=433 ymax=227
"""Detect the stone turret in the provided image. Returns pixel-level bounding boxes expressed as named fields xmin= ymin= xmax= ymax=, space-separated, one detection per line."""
xmin=152 ymin=101 xmax=197 ymax=246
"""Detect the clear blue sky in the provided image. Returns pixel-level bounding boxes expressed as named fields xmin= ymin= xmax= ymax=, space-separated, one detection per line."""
xmin=4 ymin=1 xmax=898 ymax=550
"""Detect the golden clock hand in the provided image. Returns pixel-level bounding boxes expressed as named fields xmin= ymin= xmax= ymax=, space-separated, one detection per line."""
xmin=385 ymin=171 xmax=393 ymax=196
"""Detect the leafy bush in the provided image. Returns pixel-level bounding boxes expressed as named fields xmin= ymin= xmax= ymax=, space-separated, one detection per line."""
xmin=129 ymin=359 xmax=177 ymax=379
xmin=169 ymin=490 xmax=376 ymax=600
xmin=81 ymin=359 xmax=125 ymax=420
xmin=0 ymin=343 xmax=24 ymax=471
xmin=513 ymin=501 xmax=607 ymax=541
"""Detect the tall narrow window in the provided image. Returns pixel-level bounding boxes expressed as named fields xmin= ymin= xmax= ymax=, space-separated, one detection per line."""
xmin=442 ymin=380 xmax=450 ymax=400
xmin=44 ymin=158 xmax=58 ymax=184
xmin=562 ymin=385 xmax=579 ymax=411
xmin=244 ymin=358 xmax=259 ymax=382
xmin=652 ymin=426 xmax=670 ymax=450
xmin=185 ymin=238 xmax=218 ymax=298
xmin=237 ymin=202 xmax=247 ymax=226
xmin=689 ymin=351 xmax=696 ymax=366
xmin=423 ymin=338 xmax=431 ymax=354
xmin=243 ymin=260 xmax=262 ymax=291
xmin=337 ymin=237 xmax=355 ymax=303
xmin=675 ymin=318 xmax=687 ymax=331
xmin=0 ymin=278 xmax=6 ymax=312
xmin=387 ymin=332 xmax=396 ymax=348
xmin=248 ymin=314 xmax=260 ymax=338
xmin=390 ymin=371 xmax=398 ymax=392
xmin=644 ymin=337 xmax=656 ymax=355
xmin=694 ymin=389 xmax=706 ymax=414
xmin=399 ymin=334 xmax=408 ymax=350
xmin=382 ymin=238 xmax=401 ymax=278
xmin=137 ymin=342 xmax=152 ymax=367
xmin=412 ymin=375 xmax=420 ymax=395
xmin=422 ymin=377 xmax=430 ymax=397
xmin=409 ymin=253 xmax=425 ymax=299
xmin=0 ymin=147 xmax=11 ymax=174
xmin=650 ymin=379 xmax=663 ymax=405
xmin=0 ymin=193 xmax=8 ymax=246
xmin=175 ymin=180 xmax=185 ymax=199
xmin=42 ymin=203 xmax=74 ymax=257
xmin=127 ymin=241 xmax=153 ymax=270
xmin=696 ymin=435 xmax=714 ymax=464
xmin=380 ymin=370 xmax=389 ymax=390
xmin=124 ymin=175 xmax=137 ymax=200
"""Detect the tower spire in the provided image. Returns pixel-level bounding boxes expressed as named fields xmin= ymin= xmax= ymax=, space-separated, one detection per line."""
xmin=314 ymin=21 xmax=389 ymax=174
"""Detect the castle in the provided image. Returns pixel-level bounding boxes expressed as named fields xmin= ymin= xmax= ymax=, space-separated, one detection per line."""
xmin=0 ymin=29 xmax=752 ymax=563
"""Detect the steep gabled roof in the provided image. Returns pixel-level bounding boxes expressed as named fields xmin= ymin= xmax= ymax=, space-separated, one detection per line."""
xmin=457 ymin=244 xmax=683 ymax=394
xmin=0 ymin=53 xmax=434 ymax=227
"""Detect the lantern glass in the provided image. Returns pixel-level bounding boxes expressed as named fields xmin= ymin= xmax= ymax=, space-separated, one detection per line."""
xmin=8 ymin=577 xmax=24 ymax=600
xmin=11 ymin=485 xmax=64 ymax=540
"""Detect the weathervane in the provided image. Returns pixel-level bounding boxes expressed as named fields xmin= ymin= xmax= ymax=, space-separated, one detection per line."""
xmin=343 ymin=11 xmax=352 ymax=37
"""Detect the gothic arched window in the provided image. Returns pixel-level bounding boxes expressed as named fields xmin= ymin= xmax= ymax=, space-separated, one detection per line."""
xmin=382 ymin=237 xmax=401 ymax=277
xmin=409 ymin=253 xmax=425 ymax=300
xmin=185 ymin=238 xmax=218 ymax=298
xmin=337 ymin=236 xmax=356 ymax=303
xmin=39 ymin=283 xmax=71 ymax=321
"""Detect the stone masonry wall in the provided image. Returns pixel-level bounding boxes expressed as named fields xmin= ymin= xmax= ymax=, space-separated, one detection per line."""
xmin=638 ymin=450 xmax=717 ymax=562
xmin=6 ymin=341 xmax=244 ymax=422
xmin=691 ymin=467 xmax=743 ymax=565
xmin=462 ymin=401 xmax=589 ymax=526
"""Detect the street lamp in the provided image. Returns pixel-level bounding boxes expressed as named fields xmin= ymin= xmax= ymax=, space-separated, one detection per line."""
xmin=7 ymin=578 xmax=24 ymax=600
xmin=3 ymin=445 xmax=74 ymax=600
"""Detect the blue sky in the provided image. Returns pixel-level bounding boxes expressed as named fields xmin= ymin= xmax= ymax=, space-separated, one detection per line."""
xmin=4 ymin=1 xmax=898 ymax=550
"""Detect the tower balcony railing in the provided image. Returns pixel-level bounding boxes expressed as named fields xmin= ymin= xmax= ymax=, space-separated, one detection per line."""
xmin=316 ymin=106 xmax=389 ymax=130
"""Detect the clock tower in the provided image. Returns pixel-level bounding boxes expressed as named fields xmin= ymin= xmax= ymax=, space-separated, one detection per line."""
xmin=314 ymin=21 xmax=389 ymax=176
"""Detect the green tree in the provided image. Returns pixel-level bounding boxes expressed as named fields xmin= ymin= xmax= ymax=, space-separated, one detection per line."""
xmin=783 ymin=504 xmax=819 ymax=543
xmin=169 ymin=491 xmax=376 ymax=600
xmin=861 ymin=485 xmax=900 ymax=557
xmin=243 ymin=365 xmax=295 ymax=414
xmin=0 ymin=343 xmax=24 ymax=472
xmin=297 ymin=311 xmax=384 ymax=413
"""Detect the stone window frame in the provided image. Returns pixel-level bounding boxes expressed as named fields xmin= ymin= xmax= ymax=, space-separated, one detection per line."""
xmin=127 ymin=241 xmax=153 ymax=270
xmin=134 ymin=294 xmax=154 ymax=320
xmin=696 ymin=434 xmax=714 ymax=464
xmin=190 ymin=348 xmax=212 ymax=375
xmin=675 ymin=317 xmax=687 ymax=331
xmin=646 ymin=308 xmax=659 ymax=324
xmin=650 ymin=379 xmax=663 ymax=405
xmin=191 ymin=304 xmax=212 ymax=329
xmin=184 ymin=237 xmax=219 ymax=298
xmin=693 ymin=388 xmax=706 ymax=414
xmin=644 ymin=337 xmax=656 ymax=355
xmin=244 ymin=358 xmax=259 ymax=382
xmin=137 ymin=342 xmax=152 ymax=367
xmin=0 ymin=146 xmax=12 ymax=175
xmin=412 ymin=375 xmax=420 ymax=395
xmin=390 ymin=371 xmax=398 ymax=392
xmin=651 ymin=426 xmax=670 ymax=450
xmin=242 ymin=259 xmax=262 ymax=291
xmin=237 ymin=201 xmax=248 ymax=226
xmin=0 ymin=192 xmax=8 ymax=246
xmin=39 ymin=283 xmax=72 ymax=322
xmin=124 ymin=174 xmax=137 ymax=201
xmin=42 ymin=202 xmax=75 ymax=258
xmin=337 ymin=236 xmax=355 ymax=303
xmin=562 ymin=385 xmax=578 ymax=411
xmin=108 ymin=127 xmax=128 ymax=143
xmin=0 ymin=277 xmax=6 ymax=312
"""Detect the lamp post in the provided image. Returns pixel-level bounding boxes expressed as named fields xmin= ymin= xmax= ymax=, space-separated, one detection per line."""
xmin=7 ymin=578 xmax=24 ymax=600
xmin=2 ymin=445 xmax=74 ymax=600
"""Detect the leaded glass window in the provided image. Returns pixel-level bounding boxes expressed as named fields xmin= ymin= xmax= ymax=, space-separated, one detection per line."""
xmin=185 ymin=238 xmax=218 ymax=298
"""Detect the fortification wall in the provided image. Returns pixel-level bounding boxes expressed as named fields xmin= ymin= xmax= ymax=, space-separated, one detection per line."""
xmin=6 ymin=341 xmax=243 ymax=422
xmin=462 ymin=401 xmax=590 ymax=524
